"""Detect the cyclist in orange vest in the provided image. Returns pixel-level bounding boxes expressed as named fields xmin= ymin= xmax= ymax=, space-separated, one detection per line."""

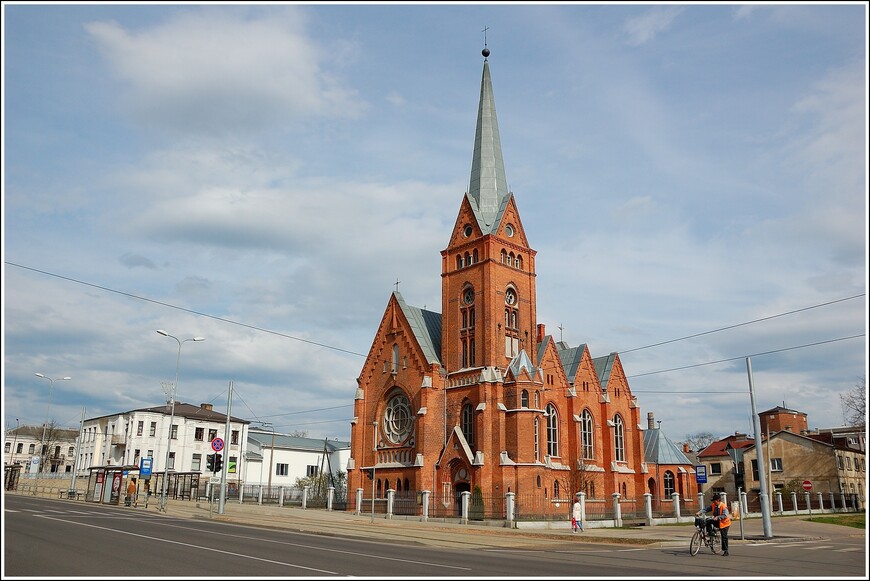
xmin=698 ymin=492 xmax=731 ymax=556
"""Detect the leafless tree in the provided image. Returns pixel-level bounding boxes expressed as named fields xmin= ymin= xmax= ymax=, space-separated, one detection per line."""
xmin=840 ymin=376 xmax=866 ymax=427
xmin=680 ymin=431 xmax=716 ymax=454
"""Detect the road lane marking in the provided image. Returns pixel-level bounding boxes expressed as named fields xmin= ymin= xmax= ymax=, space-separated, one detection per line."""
xmin=36 ymin=515 xmax=338 ymax=575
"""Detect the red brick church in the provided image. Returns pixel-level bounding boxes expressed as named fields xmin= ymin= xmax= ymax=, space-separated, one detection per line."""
xmin=347 ymin=48 xmax=654 ymax=515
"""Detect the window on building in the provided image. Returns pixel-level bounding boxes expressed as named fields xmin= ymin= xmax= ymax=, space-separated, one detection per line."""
xmin=845 ymin=457 xmax=852 ymax=470
xmin=751 ymin=459 xmax=760 ymax=481
xmin=192 ymin=453 xmax=202 ymax=471
xmin=150 ymin=422 xmax=156 ymax=437
xmin=546 ymin=404 xmax=558 ymax=457
xmin=16 ymin=443 xmax=23 ymax=454
xmin=231 ymin=430 xmax=239 ymax=445
xmin=614 ymin=415 xmax=625 ymax=462
xmin=554 ymin=480 xmax=560 ymax=498
xmin=534 ymin=418 xmax=540 ymax=462
xmin=580 ymin=409 xmax=594 ymax=460
xmin=134 ymin=449 xmax=140 ymax=463
xmin=208 ymin=429 xmax=217 ymax=442
xmin=168 ymin=452 xmax=175 ymax=470
xmin=770 ymin=458 xmax=783 ymax=472
xmin=521 ymin=390 xmax=529 ymax=408
xmin=392 ymin=344 xmax=399 ymax=374
xmin=837 ymin=455 xmax=844 ymax=469
xmin=68 ymin=447 xmax=74 ymax=456
xmin=710 ymin=462 xmax=722 ymax=475
xmin=383 ymin=392 xmax=414 ymax=445
xmin=147 ymin=449 xmax=153 ymax=458
xmin=4 ymin=443 xmax=9 ymax=453
xmin=170 ymin=425 xmax=178 ymax=440
xmin=461 ymin=403 xmax=475 ymax=447
xmin=664 ymin=471 xmax=676 ymax=497
xmin=195 ymin=428 xmax=204 ymax=441
xmin=276 ymin=464 xmax=289 ymax=476
xmin=306 ymin=465 xmax=319 ymax=477
xmin=29 ymin=444 xmax=35 ymax=454
xmin=137 ymin=421 xmax=144 ymax=436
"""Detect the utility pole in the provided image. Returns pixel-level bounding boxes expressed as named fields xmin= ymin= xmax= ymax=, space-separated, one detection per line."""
xmin=218 ymin=381 xmax=233 ymax=515
xmin=746 ymin=357 xmax=773 ymax=538
xmin=69 ymin=408 xmax=86 ymax=494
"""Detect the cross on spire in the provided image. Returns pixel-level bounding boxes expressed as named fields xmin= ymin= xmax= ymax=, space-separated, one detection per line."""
xmin=558 ymin=323 xmax=564 ymax=342
xmin=482 ymin=26 xmax=489 ymax=48
xmin=394 ymin=278 xmax=401 ymax=293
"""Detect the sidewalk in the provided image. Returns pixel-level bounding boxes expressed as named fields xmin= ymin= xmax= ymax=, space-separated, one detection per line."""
xmin=144 ymin=498 xmax=836 ymax=550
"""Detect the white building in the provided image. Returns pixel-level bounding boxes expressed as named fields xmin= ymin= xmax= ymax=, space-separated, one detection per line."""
xmin=77 ymin=402 xmax=250 ymax=478
xmin=4 ymin=425 xmax=78 ymax=474
xmin=245 ymin=429 xmax=350 ymax=488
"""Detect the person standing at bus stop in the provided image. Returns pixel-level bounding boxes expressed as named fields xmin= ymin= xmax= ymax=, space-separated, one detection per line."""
xmin=126 ymin=477 xmax=138 ymax=508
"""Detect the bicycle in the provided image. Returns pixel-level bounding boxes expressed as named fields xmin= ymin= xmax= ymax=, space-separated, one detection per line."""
xmin=690 ymin=516 xmax=722 ymax=556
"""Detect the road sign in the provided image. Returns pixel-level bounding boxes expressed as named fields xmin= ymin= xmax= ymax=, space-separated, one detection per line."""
xmin=695 ymin=465 xmax=707 ymax=484
xmin=211 ymin=437 xmax=225 ymax=452
xmin=802 ymin=480 xmax=813 ymax=491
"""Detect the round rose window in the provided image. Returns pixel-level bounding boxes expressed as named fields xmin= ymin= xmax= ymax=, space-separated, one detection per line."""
xmin=383 ymin=393 xmax=413 ymax=444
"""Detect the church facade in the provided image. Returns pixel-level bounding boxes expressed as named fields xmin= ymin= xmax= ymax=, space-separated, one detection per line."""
xmin=347 ymin=49 xmax=650 ymax=516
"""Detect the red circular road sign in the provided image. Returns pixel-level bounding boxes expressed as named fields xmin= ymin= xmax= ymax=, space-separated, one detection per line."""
xmin=802 ymin=480 xmax=813 ymax=491
xmin=211 ymin=437 xmax=225 ymax=452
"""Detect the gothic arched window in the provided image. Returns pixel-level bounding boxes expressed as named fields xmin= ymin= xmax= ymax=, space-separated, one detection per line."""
xmin=546 ymin=404 xmax=559 ymax=457
xmin=461 ymin=403 xmax=475 ymax=446
xmin=580 ymin=409 xmax=594 ymax=460
xmin=614 ymin=414 xmax=625 ymax=462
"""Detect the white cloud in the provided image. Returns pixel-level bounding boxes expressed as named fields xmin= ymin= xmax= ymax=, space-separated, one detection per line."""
xmin=622 ymin=6 xmax=683 ymax=46
xmin=85 ymin=10 xmax=366 ymax=138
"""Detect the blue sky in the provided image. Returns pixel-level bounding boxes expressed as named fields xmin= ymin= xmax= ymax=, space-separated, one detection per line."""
xmin=2 ymin=3 xmax=867 ymax=445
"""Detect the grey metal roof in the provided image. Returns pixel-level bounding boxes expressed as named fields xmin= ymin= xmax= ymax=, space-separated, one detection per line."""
xmin=592 ymin=353 xmax=617 ymax=391
xmin=248 ymin=431 xmax=350 ymax=452
xmin=643 ymin=429 xmax=694 ymax=465
xmin=394 ymin=291 xmax=442 ymax=366
xmin=556 ymin=342 xmax=588 ymax=385
xmin=508 ymin=349 xmax=537 ymax=379
xmin=467 ymin=55 xmax=510 ymax=234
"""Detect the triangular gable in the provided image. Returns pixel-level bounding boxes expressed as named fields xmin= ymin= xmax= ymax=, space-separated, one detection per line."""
xmin=358 ymin=292 xmax=441 ymax=383
xmin=536 ymin=336 xmax=572 ymax=389
xmin=506 ymin=349 xmax=538 ymax=382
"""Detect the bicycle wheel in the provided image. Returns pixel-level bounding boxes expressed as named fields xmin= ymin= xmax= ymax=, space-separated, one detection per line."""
xmin=690 ymin=531 xmax=703 ymax=556
xmin=709 ymin=531 xmax=722 ymax=554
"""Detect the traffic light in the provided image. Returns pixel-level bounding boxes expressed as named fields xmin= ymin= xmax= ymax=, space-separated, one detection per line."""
xmin=214 ymin=453 xmax=223 ymax=473
xmin=364 ymin=468 xmax=374 ymax=480
xmin=206 ymin=454 xmax=215 ymax=472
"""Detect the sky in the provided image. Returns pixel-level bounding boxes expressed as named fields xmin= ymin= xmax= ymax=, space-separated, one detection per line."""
xmin=2 ymin=2 xmax=867 ymax=447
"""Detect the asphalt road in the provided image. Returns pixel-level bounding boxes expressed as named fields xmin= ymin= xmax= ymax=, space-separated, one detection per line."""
xmin=3 ymin=495 xmax=866 ymax=578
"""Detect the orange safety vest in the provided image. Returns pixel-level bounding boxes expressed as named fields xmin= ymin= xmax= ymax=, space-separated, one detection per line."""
xmin=713 ymin=500 xmax=731 ymax=528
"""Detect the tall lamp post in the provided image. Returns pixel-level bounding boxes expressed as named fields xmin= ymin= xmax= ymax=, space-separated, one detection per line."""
xmin=35 ymin=373 xmax=71 ymax=473
xmin=254 ymin=421 xmax=276 ymax=497
xmin=10 ymin=418 xmax=20 ymax=466
xmin=156 ymin=330 xmax=204 ymax=512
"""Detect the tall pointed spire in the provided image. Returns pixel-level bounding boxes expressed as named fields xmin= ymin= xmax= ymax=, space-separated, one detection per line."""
xmin=468 ymin=46 xmax=509 ymax=234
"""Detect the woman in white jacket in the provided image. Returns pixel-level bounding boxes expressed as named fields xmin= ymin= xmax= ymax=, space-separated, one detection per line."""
xmin=571 ymin=497 xmax=584 ymax=532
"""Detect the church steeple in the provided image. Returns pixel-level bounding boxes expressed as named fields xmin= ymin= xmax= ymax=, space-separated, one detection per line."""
xmin=467 ymin=47 xmax=509 ymax=234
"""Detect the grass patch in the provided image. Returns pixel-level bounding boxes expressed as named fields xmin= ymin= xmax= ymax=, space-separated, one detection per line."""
xmin=806 ymin=514 xmax=865 ymax=529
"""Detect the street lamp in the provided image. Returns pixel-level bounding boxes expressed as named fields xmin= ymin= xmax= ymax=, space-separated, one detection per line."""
xmin=35 ymin=373 xmax=71 ymax=473
xmin=156 ymin=330 xmax=204 ymax=512
xmin=371 ymin=420 xmax=378 ymax=524
xmin=254 ymin=421 xmax=276 ymax=498
xmin=10 ymin=418 xmax=20 ymax=466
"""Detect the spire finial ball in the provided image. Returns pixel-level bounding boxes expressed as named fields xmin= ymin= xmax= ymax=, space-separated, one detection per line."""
xmin=482 ymin=47 xmax=490 ymax=58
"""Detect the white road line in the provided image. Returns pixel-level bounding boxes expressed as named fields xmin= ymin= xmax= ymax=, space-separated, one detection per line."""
xmin=37 ymin=514 xmax=337 ymax=575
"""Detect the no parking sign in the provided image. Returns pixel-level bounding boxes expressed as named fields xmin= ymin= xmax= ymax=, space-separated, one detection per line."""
xmin=211 ymin=437 xmax=224 ymax=452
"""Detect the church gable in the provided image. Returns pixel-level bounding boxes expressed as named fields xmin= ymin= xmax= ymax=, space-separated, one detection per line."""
xmin=537 ymin=336 xmax=571 ymax=392
xmin=357 ymin=293 xmax=434 ymax=390
xmin=493 ymin=194 xmax=531 ymax=249
xmin=445 ymin=195 xmax=486 ymax=251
